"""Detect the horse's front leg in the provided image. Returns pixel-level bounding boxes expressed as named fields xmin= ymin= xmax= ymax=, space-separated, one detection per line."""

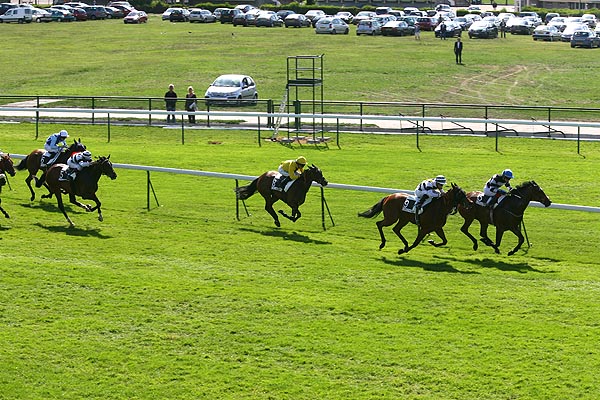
xmin=0 ymin=203 xmax=9 ymax=219
xmin=40 ymin=182 xmax=54 ymax=199
xmin=264 ymin=200 xmax=281 ymax=227
xmin=391 ymin=220 xmax=410 ymax=251
xmin=56 ymin=193 xmax=74 ymax=227
xmin=85 ymin=194 xmax=103 ymax=222
xmin=398 ymin=229 xmax=427 ymax=255
xmin=479 ymin=221 xmax=495 ymax=248
xmin=506 ymin=226 xmax=524 ymax=256
xmin=68 ymin=193 xmax=92 ymax=212
xmin=428 ymin=227 xmax=448 ymax=247
xmin=460 ymin=217 xmax=478 ymax=250
xmin=25 ymin=174 xmax=36 ymax=201
xmin=278 ymin=206 xmax=300 ymax=222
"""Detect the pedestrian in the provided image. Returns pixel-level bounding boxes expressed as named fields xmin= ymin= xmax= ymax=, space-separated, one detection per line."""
xmin=500 ymin=19 xmax=507 ymax=38
xmin=414 ymin=22 xmax=421 ymax=40
xmin=454 ymin=37 xmax=463 ymax=64
xmin=164 ymin=84 xmax=177 ymax=123
xmin=439 ymin=21 xmax=446 ymax=40
xmin=185 ymin=86 xmax=197 ymax=124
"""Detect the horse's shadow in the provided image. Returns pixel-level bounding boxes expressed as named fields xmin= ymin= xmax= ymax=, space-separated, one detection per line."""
xmin=437 ymin=255 xmax=553 ymax=274
xmin=381 ymin=256 xmax=478 ymax=274
xmin=239 ymin=227 xmax=331 ymax=245
xmin=33 ymin=222 xmax=111 ymax=239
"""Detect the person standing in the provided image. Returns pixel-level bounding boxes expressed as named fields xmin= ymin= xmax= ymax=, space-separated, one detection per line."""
xmin=439 ymin=21 xmax=446 ymax=40
xmin=414 ymin=22 xmax=421 ymax=40
xmin=454 ymin=37 xmax=463 ymax=64
xmin=164 ymin=84 xmax=178 ymax=123
xmin=500 ymin=19 xmax=507 ymax=38
xmin=185 ymin=86 xmax=197 ymax=124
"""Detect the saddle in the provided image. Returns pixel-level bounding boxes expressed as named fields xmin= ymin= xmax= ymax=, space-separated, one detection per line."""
xmin=58 ymin=165 xmax=72 ymax=182
xmin=40 ymin=152 xmax=61 ymax=168
xmin=271 ymin=173 xmax=294 ymax=193
xmin=475 ymin=193 xmax=507 ymax=208
xmin=402 ymin=195 xmax=432 ymax=214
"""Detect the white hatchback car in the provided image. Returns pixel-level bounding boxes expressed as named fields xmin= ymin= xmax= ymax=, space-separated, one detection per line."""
xmin=204 ymin=74 xmax=258 ymax=105
xmin=314 ymin=17 xmax=349 ymax=34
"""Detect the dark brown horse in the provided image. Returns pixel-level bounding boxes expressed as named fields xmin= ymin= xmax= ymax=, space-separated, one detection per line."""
xmin=358 ymin=183 xmax=469 ymax=255
xmin=44 ymin=156 xmax=117 ymax=227
xmin=235 ymin=164 xmax=328 ymax=227
xmin=0 ymin=152 xmax=16 ymax=219
xmin=458 ymin=180 xmax=552 ymax=256
xmin=15 ymin=139 xmax=86 ymax=201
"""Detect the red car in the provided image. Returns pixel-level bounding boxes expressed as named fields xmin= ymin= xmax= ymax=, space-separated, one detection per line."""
xmin=416 ymin=16 xmax=436 ymax=31
xmin=72 ymin=7 xmax=87 ymax=21
xmin=124 ymin=10 xmax=147 ymax=23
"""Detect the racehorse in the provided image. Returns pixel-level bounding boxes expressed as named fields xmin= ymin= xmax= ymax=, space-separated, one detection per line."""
xmin=44 ymin=156 xmax=117 ymax=227
xmin=0 ymin=152 xmax=16 ymax=219
xmin=15 ymin=139 xmax=86 ymax=201
xmin=235 ymin=164 xmax=328 ymax=227
xmin=457 ymin=180 xmax=552 ymax=256
xmin=358 ymin=183 xmax=469 ymax=255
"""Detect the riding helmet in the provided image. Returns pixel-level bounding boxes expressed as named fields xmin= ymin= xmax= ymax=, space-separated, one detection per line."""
xmin=434 ymin=175 xmax=447 ymax=185
xmin=502 ymin=169 xmax=514 ymax=179
xmin=59 ymin=130 xmax=69 ymax=138
xmin=296 ymin=156 xmax=307 ymax=165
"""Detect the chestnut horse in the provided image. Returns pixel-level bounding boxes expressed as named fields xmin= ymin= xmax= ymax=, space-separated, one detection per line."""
xmin=235 ymin=164 xmax=328 ymax=227
xmin=15 ymin=139 xmax=86 ymax=201
xmin=44 ymin=156 xmax=117 ymax=227
xmin=457 ymin=180 xmax=552 ymax=256
xmin=0 ymin=152 xmax=16 ymax=219
xmin=358 ymin=183 xmax=468 ymax=255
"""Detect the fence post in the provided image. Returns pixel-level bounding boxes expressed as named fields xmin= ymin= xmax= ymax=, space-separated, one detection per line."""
xmin=181 ymin=115 xmax=185 ymax=145
xmin=35 ymin=96 xmax=40 ymax=140
xmin=148 ymin=98 xmax=152 ymax=126
xmin=107 ymin=113 xmax=111 ymax=143
xmin=91 ymin=97 xmax=95 ymax=125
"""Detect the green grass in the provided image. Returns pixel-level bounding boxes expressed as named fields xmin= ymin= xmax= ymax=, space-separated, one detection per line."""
xmin=1 ymin=123 xmax=600 ymax=398
xmin=2 ymin=16 xmax=600 ymax=111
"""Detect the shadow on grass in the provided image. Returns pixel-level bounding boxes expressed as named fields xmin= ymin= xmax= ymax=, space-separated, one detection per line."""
xmin=239 ymin=227 xmax=331 ymax=245
xmin=436 ymin=255 xmax=553 ymax=274
xmin=381 ymin=256 xmax=478 ymax=274
xmin=34 ymin=222 xmax=112 ymax=239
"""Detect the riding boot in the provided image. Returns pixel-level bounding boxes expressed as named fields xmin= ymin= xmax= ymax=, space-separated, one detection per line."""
xmin=415 ymin=204 xmax=421 ymax=227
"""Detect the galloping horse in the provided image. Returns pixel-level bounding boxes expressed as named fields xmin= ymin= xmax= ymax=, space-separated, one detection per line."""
xmin=44 ymin=156 xmax=117 ymax=227
xmin=458 ymin=180 xmax=552 ymax=256
xmin=235 ymin=165 xmax=328 ymax=227
xmin=358 ymin=183 xmax=469 ymax=255
xmin=0 ymin=152 xmax=16 ymax=219
xmin=16 ymin=139 xmax=86 ymax=201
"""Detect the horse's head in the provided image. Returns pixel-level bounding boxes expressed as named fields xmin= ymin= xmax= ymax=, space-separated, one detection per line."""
xmin=529 ymin=181 xmax=552 ymax=207
xmin=305 ymin=164 xmax=328 ymax=187
xmin=68 ymin=139 xmax=86 ymax=154
xmin=0 ymin=152 xmax=16 ymax=177
xmin=95 ymin=155 xmax=117 ymax=180
xmin=446 ymin=183 xmax=469 ymax=214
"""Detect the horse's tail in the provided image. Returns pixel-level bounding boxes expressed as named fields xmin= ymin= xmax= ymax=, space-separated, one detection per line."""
xmin=358 ymin=197 xmax=385 ymax=218
xmin=236 ymin=178 xmax=258 ymax=200
xmin=16 ymin=156 xmax=28 ymax=171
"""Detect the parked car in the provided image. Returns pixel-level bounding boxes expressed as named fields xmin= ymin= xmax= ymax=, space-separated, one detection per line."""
xmin=232 ymin=12 xmax=256 ymax=26
xmin=415 ymin=16 xmax=436 ymax=31
xmin=234 ymin=4 xmax=255 ymax=13
xmin=315 ymin=17 xmax=349 ymax=34
xmin=212 ymin=7 xmax=227 ymax=21
xmin=356 ymin=19 xmax=382 ymax=35
xmin=532 ymin=25 xmax=561 ymax=41
xmin=518 ymin=11 xmax=541 ymax=25
xmin=205 ymin=74 xmax=258 ymax=105
xmin=570 ymin=29 xmax=600 ymax=48
xmin=453 ymin=16 xmax=473 ymax=30
xmin=104 ymin=6 xmax=124 ymax=19
xmin=435 ymin=20 xmax=462 ymax=37
xmin=0 ymin=2 xmax=17 ymax=15
xmin=352 ymin=10 xmax=375 ymax=25
xmin=381 ymin=20 xmax=414 ymax=36
xmin=162 ymin=7 xmax=177 ymax=20
xmin=373 ymin=14 xmax=396 ymax=26
xmin=71 ymin=7 xmax=87 ymax=21
xmin=48 ymin=8 xmax=74 ymax=22
xmin=83 ymin=6 xmax=107 ymax=20
xmin=189 ymin=9 xmax=215 ymax=23
xmin=544 ymin=12 xmax=559 ymax=24
xmin=509 ymin=18 xmax=534 ymax=35
xmin=284 ymin=13 xmax=311 ymax=28
xmin=255 ymin=12 xmax=282 ymax=27
xmin=561 ymin=22 xmax=589 ymax=41
xmin=109 ymin=4 xmax=133 ymax=16
xmin=304 ymin=9 xmax=325 ymax=23
xmin=334 ymin=11 xmax=353 ymax=24
xmin=276 ymin=9 xmax=294 ymax=20
xmin=170 ymin=9 xmax=189 ymax=22
xmin=220 ymin=8 xmax=242 ymax=24
xmin=32 ymin=8 xmax=52 ymax=22
xmin=581 ymin=13 xmax=597 ymax=29
xmin=547 ymin=16 xmax=567 ymax=32
xmin=124 ymin=10 xmax=147 ymax=23
xmin=0 ymin=7 xmax=33 ymax=23
xmin=468 ymin=20 xmax=498 ymax=38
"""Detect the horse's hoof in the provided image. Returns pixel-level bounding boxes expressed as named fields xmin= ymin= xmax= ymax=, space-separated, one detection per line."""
xmin=98 ymin=216 xmax=104 ymax=222
xmin=494 ymin=248 xmax=500 ymax=254
xmin=30 ymin=196 xmax=35 ymax=202
xmin=398 ymin=248 xmax=407 ymax=255
xmin=508 ymin=250 xmax=515 ymax=256
xmin=472 ymin=244 xmax=478 ymax=251
xmin=274 ymin=220 xmax=281 ymax=228
xmin=379 ymin=243 xmax=385 ymax=250
xmin=427 ymin=239 xmax=436 ymax=246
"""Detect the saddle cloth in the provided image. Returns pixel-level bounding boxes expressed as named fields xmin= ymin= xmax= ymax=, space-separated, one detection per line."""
xmin=271 ymin=173 xmax=294 ymax=192
xmin=402 ymin=195 xmax=432 ymax=214
xmin=475 ymin=193 xmax=507 ymax=208
xmin=58 ymin=165 xmax=70 ymax=181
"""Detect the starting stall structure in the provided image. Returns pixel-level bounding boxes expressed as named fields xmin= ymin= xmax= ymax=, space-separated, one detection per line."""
xmin=273 ymin=55 xmax=329 ymax=146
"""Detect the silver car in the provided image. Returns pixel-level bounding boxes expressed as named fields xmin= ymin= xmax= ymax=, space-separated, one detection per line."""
xmin=204 ymin=74 xmax=258 ymax=105
xmin=314 ymin=17 xmax=349 ymax=34
xmin=189 ymin=9 xmax=216 ymax=23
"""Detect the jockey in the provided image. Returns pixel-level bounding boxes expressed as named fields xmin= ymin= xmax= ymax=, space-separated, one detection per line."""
xmin=64 ymin=150 xmax=92 ymax=181
xmin=483 ymin=169 xmax=513 ymax=207
xmin=274 ymin=156 xmax=307 ymax=191
xmin=41 ymin=130 xmax=69 ymax=167
xmin=414 ymin=175 xmax=447 ymax=225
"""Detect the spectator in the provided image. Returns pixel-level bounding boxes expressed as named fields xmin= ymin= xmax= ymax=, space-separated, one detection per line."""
xmin=164 ymin=84 xmax=177 ymax=123
xmin=414 ymin=22 xmax=421 ymax=40
xmin=440 ymin=22 xmax=447 ymax=40
xmin=454 ymin=37 xmax=463 ymax=64
xmin=500 ymin=19 xmax=507 ymax=38
xmin=185 ymin=86 xmax=197 ymax=124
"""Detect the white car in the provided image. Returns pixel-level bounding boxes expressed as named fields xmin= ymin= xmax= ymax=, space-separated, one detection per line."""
xmin=0 ymin=7 xmax=33 ymax=23
xmin=315 ymin=17 xmax=349 ymax=34
xmin=204 ymin=74 xmax=258 ymax=105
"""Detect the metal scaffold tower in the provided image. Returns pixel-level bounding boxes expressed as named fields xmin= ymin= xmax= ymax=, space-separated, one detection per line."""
xmin=278 ymin=54 xmax=327 ymax=145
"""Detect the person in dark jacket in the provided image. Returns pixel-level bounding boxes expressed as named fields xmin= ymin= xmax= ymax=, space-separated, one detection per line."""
xmin=185 ymin=86 xmax=197 ymax=124
xmin=164 ymin=84 xmax=178 ymax=123
xmin=454 ymin=37 xmax=463 ymax=64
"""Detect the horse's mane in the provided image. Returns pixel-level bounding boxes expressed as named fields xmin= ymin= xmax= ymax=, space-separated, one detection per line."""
xmin=514 ymin=180 xmax=537 ymax=190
